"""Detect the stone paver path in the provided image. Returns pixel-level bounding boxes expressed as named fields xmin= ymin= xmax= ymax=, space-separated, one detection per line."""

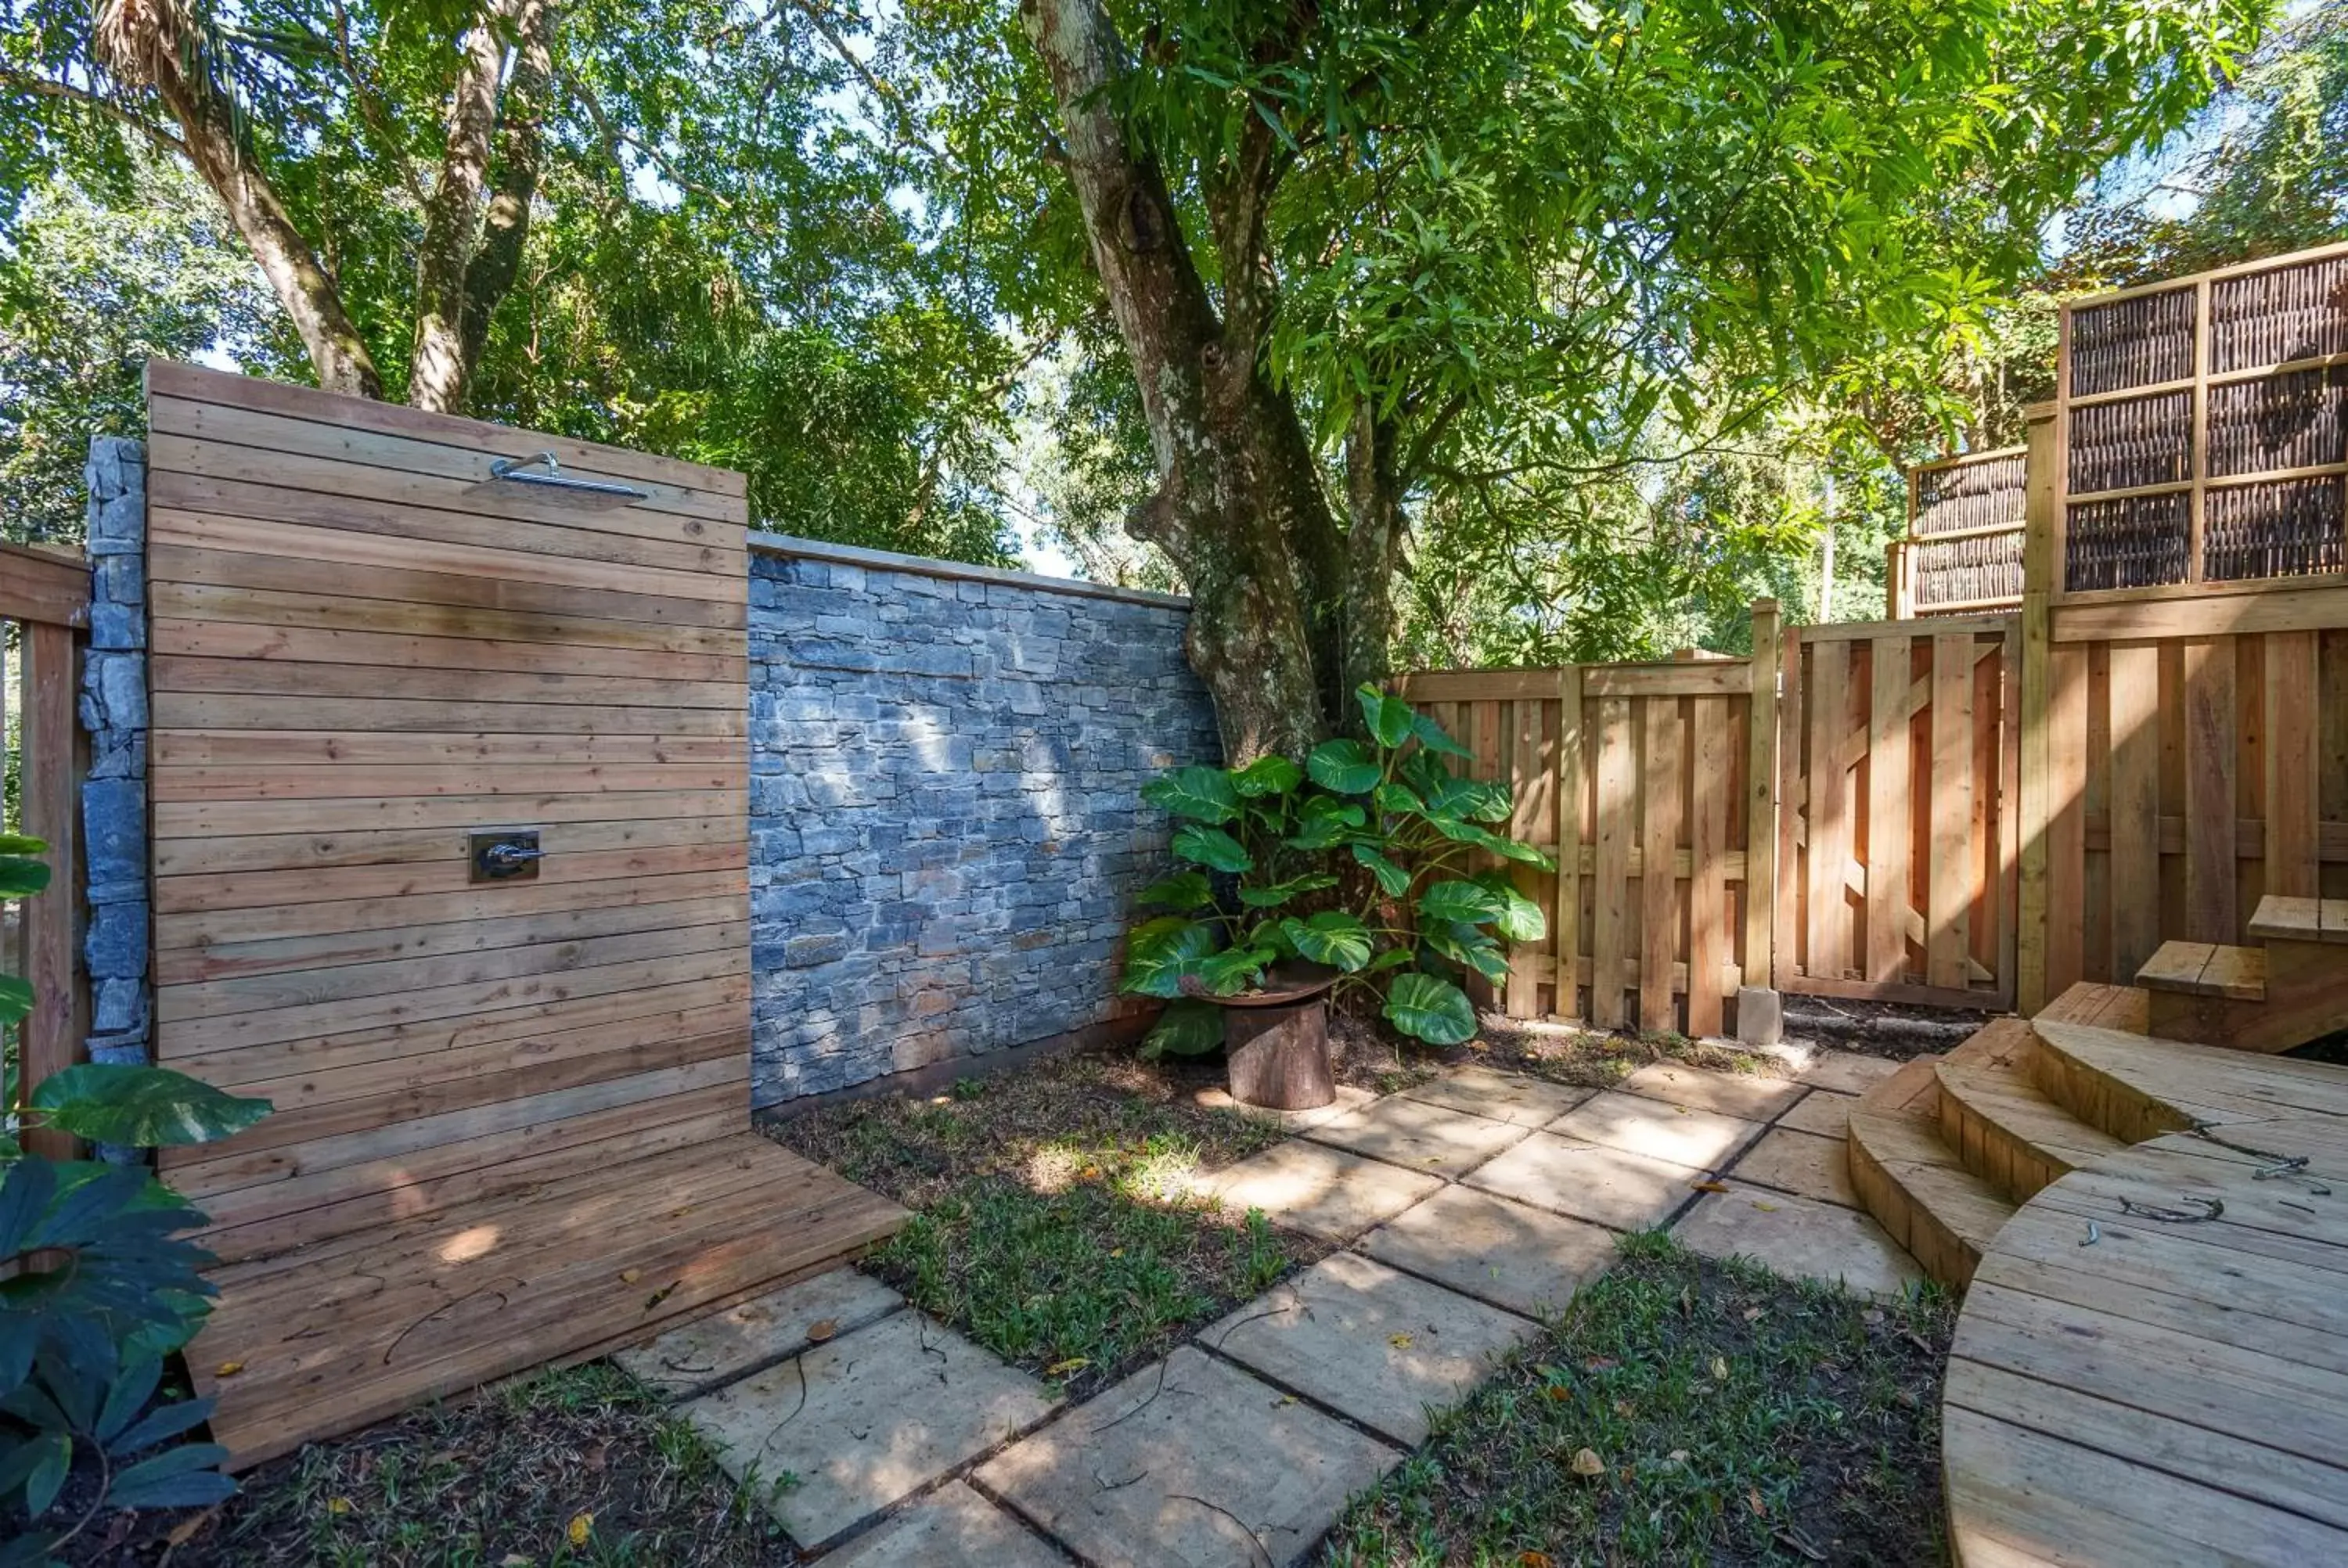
xmin=624 ymin=1042 xmax=1926 ymax=1565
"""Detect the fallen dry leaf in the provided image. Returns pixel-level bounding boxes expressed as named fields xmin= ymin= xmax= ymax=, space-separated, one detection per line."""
xmin=1388 ymin=1332 xmax=1415 ymax=1350
xmin=1710 ymin=1355 xmax=1729 ymax=1381
xmin=214 ymin=1361 xmax=244 ymax=1378
xmin=1467 ymin=1038 xmax=1490 ymax=1052
xmin=1045 ymin=1357 xmax=1091 ymax=1377
xmin=1569 ymin=1447 xmax=1605 ymax=1477
xmin=807 ymin=1318 xmax=841 ymax=1344
xmin=1750 ymin=1200 xmax=1780 ymax=1213
xmin=1519 ymin=1553 xmax=1554 ymax=1568
xmin=1612 ymin=1399 xmax=1636 ymax=1418
xmin=568 ymin=1512 xmax=593 ymax=1548
xmin=1862 ymin=1308 xmax=1885 ymax=1326
xmin=326 ymin=1497 xmax=354 ymax=1517
xmin=619 ymin=1268 xmax=642 ymax=1285
xmin=1691 ymin=1179 xmax=1730 ymax=1193
xmin=1543 ymin=1383 xmax=1572 ymax=1401
xmin=1747 ymin=1485 xmax=1766 ymax=1517
xmin=1668 ymin=1448 xmax=1691 ymax=1465
xmin=1743 ymin=1306 xmax=1764 ymax=1322
xmin=166 ymin=1512 xmax=214 ymax=1549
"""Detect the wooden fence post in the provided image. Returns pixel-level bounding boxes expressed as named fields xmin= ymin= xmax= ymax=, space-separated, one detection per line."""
xmin=1554 ymin=664 xmax=1585 ymax=1021
xmin=1745 ymin=599 xmax=1781 ymax=998
xmin=15 ymin=575 xmax=86 ymax=1161
xmin=2016 ymin=402 xmax=2057 ymax=1016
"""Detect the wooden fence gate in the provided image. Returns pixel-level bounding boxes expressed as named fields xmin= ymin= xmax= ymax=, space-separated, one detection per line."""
xmin=2 ymin=541 xmax=89 ymax=1160
xmin=1776 ymin=615 xmax=2019 ymax=1009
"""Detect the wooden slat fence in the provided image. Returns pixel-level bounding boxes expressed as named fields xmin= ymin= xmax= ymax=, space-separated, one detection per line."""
xmin=3 ymin=541 xmax=90 ymax=1160
xmin=1776 ymin=615 xmax=2020 ymax=1009
xmin=1890 ymin=448 xmax=2026 ymax=617
xmin=1395 ymin=617 xmax=1776 ymax=1038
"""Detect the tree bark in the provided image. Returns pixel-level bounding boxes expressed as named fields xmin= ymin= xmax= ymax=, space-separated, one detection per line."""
xmin=1020 ymin=0 xmax=1344 ymax=764
xmin=1343 ymin=405 xmax=1403 ymax=700
xmin=458 ymin=0 xmax=556 ymax=382
xmin=95 ymin=0 xmax=383 ymax=398
xmin=412 ymin=0 xmax=522 ymax=412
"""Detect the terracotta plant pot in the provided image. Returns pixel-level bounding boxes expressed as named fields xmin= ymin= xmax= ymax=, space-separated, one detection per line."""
xmin=1201 ymin=963 xmax=1340 ymax=1111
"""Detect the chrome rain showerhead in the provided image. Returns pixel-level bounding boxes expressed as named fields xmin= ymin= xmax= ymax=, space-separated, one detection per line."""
xmin=471 ymin=451 xmax=650 ymax=511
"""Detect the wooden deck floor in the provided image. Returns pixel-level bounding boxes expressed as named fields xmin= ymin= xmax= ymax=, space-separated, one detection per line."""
xmin=190 ymin=1131 xmax=906 ymax=1469
xmin=1946 ymin=1097 xmax=2348 ymax=1563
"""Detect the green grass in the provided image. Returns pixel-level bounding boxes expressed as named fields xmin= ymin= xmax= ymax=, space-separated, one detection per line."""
xmin=768 ymin=1052 xmax=1320 ymax=1397
xmin=149 ymin=1362 xmax=780 ymax=1567
xmin=1322 ymin=1232 xmax=1956 ymax=1567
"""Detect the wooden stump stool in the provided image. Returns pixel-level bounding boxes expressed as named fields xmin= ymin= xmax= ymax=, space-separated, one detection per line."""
xmin=1225 ymin=999 xmax=1335 ymax=1111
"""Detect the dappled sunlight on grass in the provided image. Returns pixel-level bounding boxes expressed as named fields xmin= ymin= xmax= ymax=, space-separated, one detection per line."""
xmin=764 ymin=1052 xmax=1323 ymax=1400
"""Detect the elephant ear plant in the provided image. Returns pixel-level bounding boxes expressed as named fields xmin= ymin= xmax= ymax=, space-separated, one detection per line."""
xmin=1122 ymin=686 xmax=1554 ymax=1056
xmin=1 ymin=835 xmax=272 ymax=1562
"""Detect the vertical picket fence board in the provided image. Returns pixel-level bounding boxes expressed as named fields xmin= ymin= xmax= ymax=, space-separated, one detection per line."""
xmin=1687 ymin=696 xmax=1730 ymax=1036
xmin=17 ymin=612 xmax=86 ymax=1161
xmin=1591 ymin=696 xmax=1636 ymax=1028
xmin=1776 ymin=630 xmax=1807 ymax=990
xmin=1639 ymin=697 xmax=1684 ymax=1030
xmin=2045 ymin=643 xmax=2091 ymax=1000
xmin=1506 ymin=696 xmax=1547 ymax=1017
xmin=1928 ymin=634 xmax=1978 ymax=989
xmin=1554 ymin=666 xmax=1586 ymax=1020
xmin=1864 ymin=633 xmax=1914 ymax=984
xmin=1805 ymin=639 xmax=1853 ymax=981
xmin=1748 ymin=603 xmax=1782 ymax=997
xmin=2181 ymin=638 xmax=2239 ymax=940
xmin=2265 ymin=630 xmax=2322 ymax=899
xmin=2107 ymin=642 xmax=2164 ymax=978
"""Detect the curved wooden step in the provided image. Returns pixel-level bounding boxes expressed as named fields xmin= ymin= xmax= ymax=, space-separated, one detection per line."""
xmin=2029 ymin=1016 xmax=2348 ymax=1144
xmin=1845 ymin=1056 xmax=2015 ymax=1289
xmin=1936 ymin=1052 xmax=2125 ymax=1203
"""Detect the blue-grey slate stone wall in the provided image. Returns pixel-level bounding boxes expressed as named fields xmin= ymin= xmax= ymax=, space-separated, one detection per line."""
xmin=748 ymin=538 xmax=1219 ymax=1106
xmin=81 ymin=436 xmax=150 ymax=1070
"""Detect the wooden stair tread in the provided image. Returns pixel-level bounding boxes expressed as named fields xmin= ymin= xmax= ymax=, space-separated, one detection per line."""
xmin=1937 ymin=1056 xmax=2126 ymax=1172
xmin=2031 ymin=1017 xmax=2348 ymax=1133
xmin=2247 ymin=894 xmax=2348 ymax=946
xmin=1846 ymin=1103 xmax=2017 ymax=1287
xmin=2037 ymin=982 xmax=2151 ymax=1033
xmin=2137 ymin=940 xmax=2267 ymax=1001
xmin=1858 ymin=1052 xmax=1943 ymax=1119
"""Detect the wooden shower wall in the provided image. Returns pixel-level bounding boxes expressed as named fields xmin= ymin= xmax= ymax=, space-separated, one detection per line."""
xmin=142 ymin=361 xmax=754 ymax=1263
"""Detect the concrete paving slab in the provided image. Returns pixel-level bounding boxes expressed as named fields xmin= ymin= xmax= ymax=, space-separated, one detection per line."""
xmin=681 ymin=1309 xmax=1055 ymax=1549
xmin=1302 ymin=1091 xmax=1532 ymax=1176
xmin=1206 ymin=1251 xmax=1534 ymax=1446
xmin=1617 ymin=1061 xmax=1806 ymax=1122
xmin=1198 ymin=1138 xmax=1443 ymax=1240
xmin=824 ymin=1481 xmax=1063 ymax=1568
xmin=1550 ymin=1089 xmax=1765 ymax=1172
xmin=1799 ymin=1050 xmax=1904 ymax=1096
xmin=1462 ymin=1130 xmax=1703 ymax=1232
xmin=1730 ymin=1126 xmax=1857 ymax=1208
xmin=1360 ymin=1184 xmax=1619 ymax=1318
xmin=1673 ymin=1187 xmax=1922 ymax=1296
xmin=1778 ymin=1088 xmax=1858 ymax=1138
xmin=615 ymin=1269 xmax=902 ymax=1401
xmin=1192 ymin=1083 xmax=1377 ymax=1131
xmin=1402 ymin=1066 xmax=1595 ymax=1126
xmin=976 ymin=1344 xmax=1400 ymax=1568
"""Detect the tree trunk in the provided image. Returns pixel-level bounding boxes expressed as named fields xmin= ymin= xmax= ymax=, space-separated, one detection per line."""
xmin=409 ymin=1 xmax=513 ymax=412
xmin=93 ymin=0 xmax=384 ymax=399
xmin=459 ymin=0 xmax=556 ymax=380
xmin=1343 ymin=405 xmax=1403 ymax=700
xmin=1020 ymin=0 xmax=1345 ymax=764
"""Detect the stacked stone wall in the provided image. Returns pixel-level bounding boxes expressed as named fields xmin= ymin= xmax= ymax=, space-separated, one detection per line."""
xmin=748 ymin=536 xmax=1217 ymax=1106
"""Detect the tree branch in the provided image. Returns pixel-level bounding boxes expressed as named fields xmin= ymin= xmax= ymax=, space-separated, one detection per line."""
xmin=0 ymin=67 xmax=186 ymax=158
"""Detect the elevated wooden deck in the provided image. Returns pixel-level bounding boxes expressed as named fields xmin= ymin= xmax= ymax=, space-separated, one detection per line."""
xmin=192 ymin=1131 xmax=905 ymax=1468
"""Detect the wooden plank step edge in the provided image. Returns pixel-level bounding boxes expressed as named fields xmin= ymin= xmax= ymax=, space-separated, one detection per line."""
xmin=1936 ymin=1056 xmax=2127 ymax=1203
xmin=2247 ymin=894 xmax=2348 ymax=945
xmin=2136 ymin=940 xmax=2268 ymax=1000
xmin=1847 ymin=1107 xmax=2016 ymax=1289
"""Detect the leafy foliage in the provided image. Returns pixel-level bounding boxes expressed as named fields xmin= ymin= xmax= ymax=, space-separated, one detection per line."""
xmin=0 ymin=837 xmax=271 ymax=1558
xmin=1120 ymin=687 xmax=1554 ymax=1047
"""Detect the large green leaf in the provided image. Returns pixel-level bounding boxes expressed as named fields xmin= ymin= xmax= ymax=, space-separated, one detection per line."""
xmin=29 ymin=1066 xmax=272 ymax=1148
xmin=1427 ymin=817 xmax=1555 ymax=869
xmin=1408 ymin=713 xmax=1474 ymax=760
xmin=1352 ymin=843 xmax=1411 ymax=897
xmin=1237 ymin=872 xmax=1340 ymax=908
xmin=1306 ymin=739 xmax=1381 ymax=794
xmin=1136 ymin=870 xmax=1214 ymax=911
xmin=1284 ymin=795 xmax=1367 ymax=851
xmin=0 ymin=855 xmax=49 ymax=900
xmin=0 ymin=976 xmax=31 ymax=1029
xmin=1140 ymin=765 xmax=1239 ymax=824
xmin=1228 ymin=754 xmax=1304 ymax=798
xmin=1385 ymin=972 xmax=1478 ymax=1045
xmin=1372 ymin=782 xmax=1425 ymax=818
xmin=1171 ymin=824 xmax=1252 ymax=873
xmin=1139 ymin=998 xmax=1224 ymax=1059
xmin=1423 ymin=922 xmax=1510 ymax=984
xmin=1120 ymin=917 xmax=1220 ymax=997
xmin=1417 ymin=879 xmax=1505 ymax=924
xmin=1355 ymin=683 xmax=1415 ymax=748
xmin=0 ymin=835 xmax=49 ymax=856
xmin=1192 ymin=945 xmax=1277 ymax=996
xmin=1481 ymin=877 xmax=1548 ymax=942
xmin=1280 ymin=911 xmax=1374 ymax=972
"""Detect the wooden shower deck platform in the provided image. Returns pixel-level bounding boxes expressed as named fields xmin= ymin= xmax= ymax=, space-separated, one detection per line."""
xmin=1941 ymin=1028 xmax=2348 ymax=1564
xmin=190 ymin=1132 xmax=906 ymax=1468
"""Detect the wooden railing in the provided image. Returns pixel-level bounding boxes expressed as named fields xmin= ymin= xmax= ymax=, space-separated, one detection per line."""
xmin=3 ymin=541 xmax=91 ymax=1159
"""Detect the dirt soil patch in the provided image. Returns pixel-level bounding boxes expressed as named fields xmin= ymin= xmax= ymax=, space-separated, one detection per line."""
xmin=48 ymin=1362 xmax=780 ymax=1567
xmin=1321 ymin=1232 xmax=1956 ymax=1567
xmin=763 ymin=1051 xmax=1329 ymax=1401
